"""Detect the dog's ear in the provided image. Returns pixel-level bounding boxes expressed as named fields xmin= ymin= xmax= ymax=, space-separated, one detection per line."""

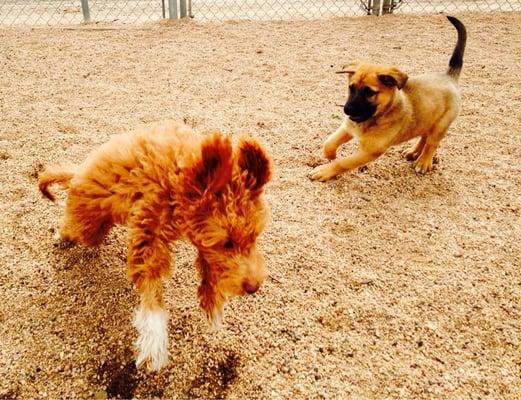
xmin=378 ymin=67 xmax=408 ymax=89
xmin=186 ymin=131 xmax=233 ymax=198
xmin=237 ymin=135 xmax=272 ymax=195
xmin=336 ymin=61 xmax=359 ymax=76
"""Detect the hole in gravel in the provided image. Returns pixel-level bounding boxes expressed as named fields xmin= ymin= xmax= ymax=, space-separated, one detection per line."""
xmin=101 ymin=359 xmax=139 ymax=399
xmin=27 ymin=161 xmax=44 ymax=180
xmin=0 ymin=387 xmax=19 ymax=400
xmin=304 ymin=155 xmax=323 ymax=168
xmin=52 ymin=246 xmax=101 ymax=270
xmin=217 ymin=353 xmax=239 ymax=389
xmin=0 ymin=150 xmax=10 ymax=161
xmin=187 ymin=351 xmax=240 ymax=399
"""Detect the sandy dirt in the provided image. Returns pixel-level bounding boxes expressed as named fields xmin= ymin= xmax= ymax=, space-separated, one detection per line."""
xmin=0 ymin=11 xmax=520 ymax=399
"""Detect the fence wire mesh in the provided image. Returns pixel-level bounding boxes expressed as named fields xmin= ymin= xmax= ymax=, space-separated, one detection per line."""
xmin=392 ymin=0 xmax=521 ymax=13
xmin=0 ymin=0 xmax=520 ymax=25
xmin=0 ymin=0 xmax=163 ymax=25
xmin=190 ymin=0 xmax=368 ymax=20
xmin=89 ymin=0 xmax=163 ymax=22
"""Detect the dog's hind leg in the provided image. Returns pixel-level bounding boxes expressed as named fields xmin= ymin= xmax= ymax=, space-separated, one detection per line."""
xmin=58 ymin=193 xmax=113 ymax=246
xmin=127 ymin=209 xmax=173 ymax=371
xmin=414 ymin=110 xmax=458 ymax=174
xmin=414 ymin=127 xmax=450 ymax=174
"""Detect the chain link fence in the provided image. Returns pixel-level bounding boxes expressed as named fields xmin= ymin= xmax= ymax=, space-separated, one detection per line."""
xmin=0 ymin=0 xmax=163 ymax=24
xmin=392 ymin=0 xmax=521 ymax=13
xmin=1 ymin=0 xmax=520 ymax=25
xmin=190 ymin=0 xmax=366 ymax=20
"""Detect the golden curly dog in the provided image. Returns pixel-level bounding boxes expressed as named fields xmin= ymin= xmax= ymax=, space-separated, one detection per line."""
xmin=39 ymin=121 xmax=272 ymax=371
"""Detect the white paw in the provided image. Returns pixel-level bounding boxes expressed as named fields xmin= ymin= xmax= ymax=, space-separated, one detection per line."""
xmin=310 ymin=163 xmax=339 ymax=182
xmin=52 ymin=230 xmax=61 ymax=241
xmin=413 ymin=159 xmax=433 ymax=174
xmin=204 ymin=306 xmax=224 ymax=332
xmin=132 ymin=306 xmax=169 ymax=371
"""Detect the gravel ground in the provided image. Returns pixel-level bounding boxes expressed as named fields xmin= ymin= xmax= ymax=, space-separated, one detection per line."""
xmin=0 ymin=12 xmax=520 ymax=399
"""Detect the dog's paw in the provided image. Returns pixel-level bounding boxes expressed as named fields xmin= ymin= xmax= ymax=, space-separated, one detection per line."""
xmin=51 ymin=229 xmax=77 ymax=249
xmin=203 ymin=306 xmax=224 ymax=332
xmin=402 ymin=148 xmax=419 ymax=161
xmin=52 ymin=236 xmax=76 ymax=249
xmin=413 ymin=157 xmax=434 ymax=174
xmin=133 ymin=306 xmax=169 ymax=372
xmin=310 ymin=163 xmax=340 ymax=182
xmin=323 ymin=146 xmax=337 ymax=161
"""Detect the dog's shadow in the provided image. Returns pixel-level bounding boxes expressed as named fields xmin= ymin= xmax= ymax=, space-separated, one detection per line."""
xmin=48 ymin=231 xmax=223 ymax=398
xmin=312 ymin=151 xmax=459 ymax=243
xmin=184 ymin=349 xmax=240 ymax=399
xmin=329 ymin=151 xmax=457 ymax=202
xmin=48 ymin=228 xmax=148 ymax=397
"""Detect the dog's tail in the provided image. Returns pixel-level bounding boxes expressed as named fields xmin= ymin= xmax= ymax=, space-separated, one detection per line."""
xmin=38 ymin=162 xmax=77 ymax=201
xmin=446 ymin=16 xmax=467 ymax=80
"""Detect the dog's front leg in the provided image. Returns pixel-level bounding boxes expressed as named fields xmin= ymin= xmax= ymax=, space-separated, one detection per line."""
xmin=311 ymin=150 xmax=381 ymax=182
xmin=322 ymin=118 xmax=353 ymax=160
xmin=127 ymin=219 xmax=172 ymax=372
xmin=195 ymin=253 xmax=225 ymax=331
xmin=403 ymin=136 xmax=426 ymax=161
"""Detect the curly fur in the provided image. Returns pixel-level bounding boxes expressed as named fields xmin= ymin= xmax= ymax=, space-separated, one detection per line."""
xmin=38 ymin=120 xmax=272 ymax=370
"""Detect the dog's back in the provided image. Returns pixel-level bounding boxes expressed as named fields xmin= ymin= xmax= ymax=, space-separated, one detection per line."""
xmin=39 ymin=121 xmax=199 ymax=205
xmin=38 ymin=120 xmax=205 ymax=246
xmin=399 ymin=74 xmax=460 ymax=141
xmin=397 ymin=16 xmax=466 ymax=143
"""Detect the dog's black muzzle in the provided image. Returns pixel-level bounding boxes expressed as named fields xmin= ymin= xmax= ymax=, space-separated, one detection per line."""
xmin=344 ymin=95 xmax=376 ymax=123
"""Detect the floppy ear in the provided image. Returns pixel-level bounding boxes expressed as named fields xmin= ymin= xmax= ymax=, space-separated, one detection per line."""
xmin=237 ymin=135 xmax=272 ymax=195
xmin=378 ymin=67 xmax=408 ymax=89
xmin=336 ymin=61 xmax=359 ymax=76
xmin=185 ymin=131 xmax=233 ymax=198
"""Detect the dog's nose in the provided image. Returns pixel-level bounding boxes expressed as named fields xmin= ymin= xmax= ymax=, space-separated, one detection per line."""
xmin=242 ymin=280 xmax=260 ymax=294
xmin=344 ymin=103 xmax=357 ymax=116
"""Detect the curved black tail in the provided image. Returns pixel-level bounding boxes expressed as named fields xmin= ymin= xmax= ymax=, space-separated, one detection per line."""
xmin=446 ymin=16 xmax=467 ymax=79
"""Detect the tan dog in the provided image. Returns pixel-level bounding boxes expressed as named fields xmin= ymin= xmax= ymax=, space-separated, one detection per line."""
xmin=311 ymin=16 xmax=466 ymax=181
xmin=38 ymin=121 xmax=272 ymax=371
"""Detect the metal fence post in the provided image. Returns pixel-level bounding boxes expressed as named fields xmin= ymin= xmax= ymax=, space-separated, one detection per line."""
xmin=180 ymin=0 xmax=187 ymax=17
xmin=371 ymin=0 xmax=381 ymax=15
xmin=168 ymin=0 xmax=178 ymax=18
xmin=80 ymin=0 xmax=91 ymax=22
xmin=382 ymin=0 xmax=393 ymax=13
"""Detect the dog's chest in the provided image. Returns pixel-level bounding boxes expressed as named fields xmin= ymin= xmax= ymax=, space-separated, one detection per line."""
xmin=349 ymin=122 xmax=381 ymax=144
xmin=349 ymin=120 xmax=397 ymax=152
xmin=348 ymin=123 xmax=364 ymax=140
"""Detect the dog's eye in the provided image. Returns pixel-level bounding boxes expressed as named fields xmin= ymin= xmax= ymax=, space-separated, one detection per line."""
xmin=363 ymin=87 xmax=377 ymax=97
xmin=223 ymin=240 xmax=234 ymax=250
